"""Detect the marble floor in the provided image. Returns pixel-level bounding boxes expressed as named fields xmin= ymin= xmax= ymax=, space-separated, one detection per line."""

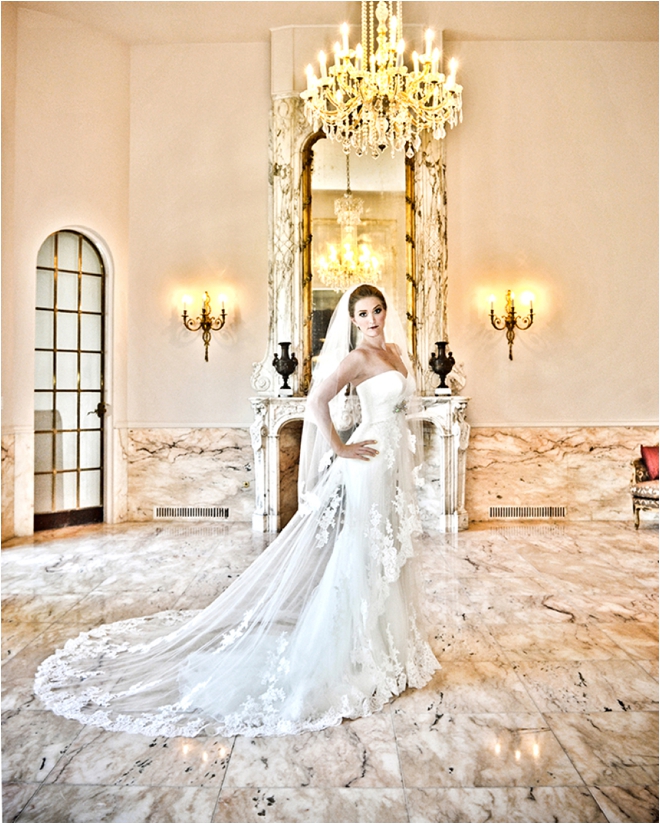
xmin=1 ymin=520 xmax=658 ymax=823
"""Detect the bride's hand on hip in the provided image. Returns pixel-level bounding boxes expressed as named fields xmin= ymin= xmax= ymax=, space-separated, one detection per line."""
xmin=337 ymin=440 xmax=379 ymax=461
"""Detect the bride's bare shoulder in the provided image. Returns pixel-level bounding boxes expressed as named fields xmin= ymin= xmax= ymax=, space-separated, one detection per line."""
xmin=387 ymin=342 xmax=402 ymax=355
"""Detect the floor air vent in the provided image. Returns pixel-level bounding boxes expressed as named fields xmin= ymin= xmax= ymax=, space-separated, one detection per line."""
xmin=489 ymin=505 xmax=566 ymax=519
xmin=154 ymin=506 xmax=229 ymax=520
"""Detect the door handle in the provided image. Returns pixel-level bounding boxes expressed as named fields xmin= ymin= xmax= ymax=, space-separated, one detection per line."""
xmin=87 ymin=402 xmax=107 ymax=418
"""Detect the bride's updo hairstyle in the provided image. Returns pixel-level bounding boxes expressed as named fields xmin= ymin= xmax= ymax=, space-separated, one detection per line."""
xmin=348 ymin=284 xmax=387 ymax=317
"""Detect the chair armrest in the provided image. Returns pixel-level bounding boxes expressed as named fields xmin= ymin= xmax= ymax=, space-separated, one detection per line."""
xmin=632 ymin=458 xmax=651 ymax=483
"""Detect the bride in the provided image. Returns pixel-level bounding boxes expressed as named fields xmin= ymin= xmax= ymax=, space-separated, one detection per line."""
xmin=35 ymin=283 xmax=439 ymax=738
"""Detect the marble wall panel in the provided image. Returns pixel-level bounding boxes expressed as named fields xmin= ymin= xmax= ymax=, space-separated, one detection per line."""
xmin=466 ymin=426 xmax=658 ymax=521
xmin=125 ymin=428 xmax=254 ymax=522
xmin=2 ymin=434 xmax=15 ymax=541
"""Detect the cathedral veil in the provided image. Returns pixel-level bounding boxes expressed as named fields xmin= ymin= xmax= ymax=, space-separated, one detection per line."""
xmin=34 ymin=283 xmax=438 ymax=739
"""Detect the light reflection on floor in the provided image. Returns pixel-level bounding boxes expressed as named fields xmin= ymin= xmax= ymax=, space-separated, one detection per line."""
xmin=2 ymin=520 xmax=658 ymax=823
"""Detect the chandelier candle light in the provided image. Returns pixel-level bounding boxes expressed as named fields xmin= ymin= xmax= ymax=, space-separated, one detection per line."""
xmin=181 ymin=291 xmax=227 ymax=362
xmin=489 ymin=290 xmax=535 ymax=360
xmin=301 ymin=0 xmax=463 ymax=157
xmin=316 ymin=154 xmax=381 ymax=291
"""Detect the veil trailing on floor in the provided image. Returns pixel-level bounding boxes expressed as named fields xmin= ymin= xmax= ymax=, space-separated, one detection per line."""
xmin=34 ymin=284 xmax=437 ymax=738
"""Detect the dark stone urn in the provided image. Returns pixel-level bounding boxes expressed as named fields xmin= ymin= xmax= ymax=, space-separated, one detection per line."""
xmin=429 ymin=341 xmax=455 ymax=394
xmin=273 ymin=342 xmax=298 ymax=394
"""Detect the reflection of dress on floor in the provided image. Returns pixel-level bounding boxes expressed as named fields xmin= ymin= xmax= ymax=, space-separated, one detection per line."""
xmin=35 ymin=370 xmax=439 ymax=738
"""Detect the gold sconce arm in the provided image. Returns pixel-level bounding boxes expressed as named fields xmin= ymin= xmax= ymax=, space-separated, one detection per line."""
xmin=182 ymin=291 xmax=227 ymax=361
xmin=489 ymin=289 xmax=534 ymax=360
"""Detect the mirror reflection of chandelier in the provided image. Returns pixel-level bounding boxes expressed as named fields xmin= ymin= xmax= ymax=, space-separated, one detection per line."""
xmin=316 ymin=155 xmax=381 ymax=292
xmin=302 ymin=0 xmax=463 ymax=158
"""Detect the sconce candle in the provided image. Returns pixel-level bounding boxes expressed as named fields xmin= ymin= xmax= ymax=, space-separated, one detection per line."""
xmin=489 ymin=289 xmax=534 ymax=360
xmin=181 ymin=291 xmax=228 ymax=362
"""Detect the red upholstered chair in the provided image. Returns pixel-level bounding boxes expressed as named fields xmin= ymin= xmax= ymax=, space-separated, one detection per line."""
xmin=631 ymin=445 xmax=659 ymax=529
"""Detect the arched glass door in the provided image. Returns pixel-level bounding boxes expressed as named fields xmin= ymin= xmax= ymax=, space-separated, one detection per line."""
xmin=34 ymin=230 xmax=106 ymax=531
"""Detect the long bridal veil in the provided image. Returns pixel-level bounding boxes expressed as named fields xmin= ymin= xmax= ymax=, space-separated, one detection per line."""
xmin=35 ymin=284 xmax=437 ymax=738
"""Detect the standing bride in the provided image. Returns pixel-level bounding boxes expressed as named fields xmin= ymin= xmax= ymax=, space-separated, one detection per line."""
xmin=35 ymin=283 xmax=439 ymax=738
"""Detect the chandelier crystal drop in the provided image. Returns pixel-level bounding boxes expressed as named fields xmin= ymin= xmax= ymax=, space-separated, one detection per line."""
xmin=316 ymin=155 xmax=381 ymax=292
xmin=301 ymin=0 xmax=463 ymax=158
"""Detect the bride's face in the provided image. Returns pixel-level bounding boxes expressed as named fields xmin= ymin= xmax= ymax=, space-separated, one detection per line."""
xmin=351 ymin=297 xmax=387 ymax=338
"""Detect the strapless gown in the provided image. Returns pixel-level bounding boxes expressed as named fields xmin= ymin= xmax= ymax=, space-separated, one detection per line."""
xmin=35 ymin=371 xmax=439 ymax=738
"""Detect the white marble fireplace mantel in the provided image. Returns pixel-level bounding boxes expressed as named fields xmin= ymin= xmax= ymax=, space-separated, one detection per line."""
xmin=250 ymin=394 xmax=469 ymax=533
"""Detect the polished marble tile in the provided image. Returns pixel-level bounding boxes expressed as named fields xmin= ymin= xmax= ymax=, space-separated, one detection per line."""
xmin=45 ymin=727 xmax=233 ymax=787
xmin=405 ymin=786 xmax=607 ymax=823
xmin=429 ymin=622 xmax=507 ymax=663
xmin=545 ymin=712 xmax=659 ymax=785
xmin=224 ymin=713 xmax=401 ymax=789
xmin=14 ymin=783 xmax=219 ymax=823
xmin=3 ymin=782 xmax=40 ymax=823
xmin=636 ymin=660 xmax=659 ymax=681
xmin=490 ymin=622 xmax=635 ymax=662
xmin=512 ymin=660 xmax=658 ymax=713
xmin=394 ymin=663 xmax=538 ymax=714
xmin=1 ymin=710 xmax=83 ymax=783
xmin=1 ymin=520 xmax=657 ymax=823
xmin=588 ymin=785 xmax=659 ymax=823
xmin=1 ymin=594 xmax=83 ymax=627
xmin=56 ymin=589 xmax=182 ymax=631
xmin=213 ymin=787 xmax=407 ymax=823
xmin=599 ymin=623 xmax=659 ymax=660
xmin=391 ymin=711 xmax=583 ymax=788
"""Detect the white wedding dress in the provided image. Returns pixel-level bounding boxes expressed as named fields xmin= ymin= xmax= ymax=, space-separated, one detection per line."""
xmin=35 ymin=369 xmax=439 ymax=738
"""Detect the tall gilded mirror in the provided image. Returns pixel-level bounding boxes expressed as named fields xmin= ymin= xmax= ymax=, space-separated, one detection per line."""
xmin=301 ymin=134 xmax=416 ymax=390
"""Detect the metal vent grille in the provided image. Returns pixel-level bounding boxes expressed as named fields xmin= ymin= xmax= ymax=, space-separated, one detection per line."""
xmin=154 ymin=506 xmax=229 ymax=520
xmin=489 ymin=505 xmax=566 ymax=519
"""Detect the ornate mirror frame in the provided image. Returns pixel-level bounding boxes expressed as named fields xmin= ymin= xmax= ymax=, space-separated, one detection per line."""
xmin=251 ymin=92 xmax=464 ymax=397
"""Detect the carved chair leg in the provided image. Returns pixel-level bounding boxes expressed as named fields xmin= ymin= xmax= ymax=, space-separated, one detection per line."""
xmin=634 ymin=501 xmax=640 ymax=529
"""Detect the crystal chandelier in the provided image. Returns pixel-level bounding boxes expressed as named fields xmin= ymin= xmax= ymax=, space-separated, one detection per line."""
xmin=301 ymin=0 xmax=463 ymax=157
xmin=316 ymin=155 xmax=381 ymax=291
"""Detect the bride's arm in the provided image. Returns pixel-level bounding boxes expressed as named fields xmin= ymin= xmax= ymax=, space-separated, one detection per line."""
xmin=307 ymin=353 xmax=378 ymax=462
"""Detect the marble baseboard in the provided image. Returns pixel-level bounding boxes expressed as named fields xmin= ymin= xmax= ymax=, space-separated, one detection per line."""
xmin=124 ymin=428 xmax=254 ymax=522
xmin=2 ymin=434 xmax=15 ymax=541
xmin=466 ymin=426 xmax=658 ymax=522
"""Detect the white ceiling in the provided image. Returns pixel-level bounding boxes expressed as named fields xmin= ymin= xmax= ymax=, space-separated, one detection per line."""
xmin=12 ymin=1 xmax=659 ymax=45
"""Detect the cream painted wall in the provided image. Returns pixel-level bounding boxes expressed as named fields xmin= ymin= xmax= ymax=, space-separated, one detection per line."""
xmin=444 ymin=40 xmax=658 ymax=426
xmin=126 ymin=43 xmax=270 ymax=427
xmin=3 ymin=8 xmax=130 ymax=431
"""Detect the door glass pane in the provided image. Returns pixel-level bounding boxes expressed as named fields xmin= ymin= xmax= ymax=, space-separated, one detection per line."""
xmin=80 ymin=314 xmax=101 ymax=351
xmin=35 ymin=392 xmax=53 ymax=413
xmin=81 ymin=353 xmax=101 ymax=390
xmin=81 ymin=240 xmax=102 ymax=274
xmin=56 ymin=352 xmax=78 ymax=390
xmin=34 ymin=433 xmax=53 ymax=472
xmin=81 ymin=275 xmax=102 ymax=312
xmin=56 ymin=431 xmax=77 ymax=471
xmin=35 ymin=310 xmax=54 ymax=349
xmin=34 ymin=408 xmax=53 ymax=433
xmin=56 ymin=471 xmax=77 ymax=511
xmin=80 ymin=431 xmax=101 ymax=469
xmin=57 ymin=272 xmax=78 ymax=311
xmin=55 ymin=392 xmax=78 ymax=430
xmin=56 ymin=312 xmax=78 ymax=350
xmin=57 ymin=232 xmax=79 ymax=271
xmin=35 ymin=351 xmax=54 ymax=390
xmin=80 ymin=470 xmax=101 ymax=508
xmin=37 ymin=235 xmax=55 ymax=268
xmin=34 ymin=474 xmax=53 ymax=514
xmin=80 ymin=392 xmax=101 ymax=429
xmin=36 ymin=269 xmax=54 ymax=309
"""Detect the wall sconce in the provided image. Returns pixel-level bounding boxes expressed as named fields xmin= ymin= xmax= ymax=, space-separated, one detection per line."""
xmin=181 ymin=291 xmax=227 ymax=361
xmin=489 ymin=290 xmax=534 ymax=360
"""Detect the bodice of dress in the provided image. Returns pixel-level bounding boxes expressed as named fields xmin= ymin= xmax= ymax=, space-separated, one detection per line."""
xmin=355 ymin=370 xmax=409 ymax=426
